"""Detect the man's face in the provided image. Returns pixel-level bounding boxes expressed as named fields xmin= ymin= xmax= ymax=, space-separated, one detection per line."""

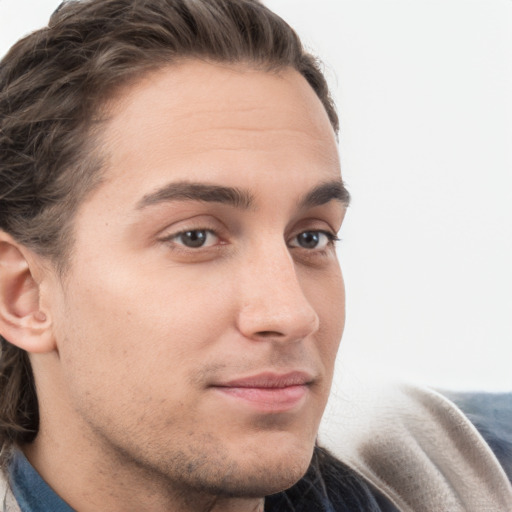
xmin=44 ymin=61 xmax=346 ymax=497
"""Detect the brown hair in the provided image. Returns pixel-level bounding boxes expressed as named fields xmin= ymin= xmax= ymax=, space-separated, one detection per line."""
xmin=0 ymin=0 xmax=339 ymax=450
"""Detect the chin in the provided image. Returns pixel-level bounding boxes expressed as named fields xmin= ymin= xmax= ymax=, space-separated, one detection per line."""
xmin=200 ymin=437 xmax=316 ymax=498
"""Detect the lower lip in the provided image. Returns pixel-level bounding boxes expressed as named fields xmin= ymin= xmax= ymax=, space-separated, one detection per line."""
xmin=214 ymin=385 xmax=308 ymax=413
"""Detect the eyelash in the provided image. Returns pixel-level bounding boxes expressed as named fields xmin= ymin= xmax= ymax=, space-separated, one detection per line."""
xmin=160 ymin=229 xmax=222 ymax=250
xmin=159 ymin=228 xmax=340 ymax=253
xmin=289 ymin=230 xmax=340 ymax=251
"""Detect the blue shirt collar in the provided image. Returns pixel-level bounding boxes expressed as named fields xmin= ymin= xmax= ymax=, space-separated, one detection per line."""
xmin=8 ymin=449 xmax=75 ymax=512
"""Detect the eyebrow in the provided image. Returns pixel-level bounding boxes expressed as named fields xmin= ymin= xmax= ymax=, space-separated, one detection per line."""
xmin=136 ymin=182 xmax=254 ymax=210
xmin=136 ymin=179 xmax=350 ymax=211
xmin=298 ymin=180 xmax=351 ymax=209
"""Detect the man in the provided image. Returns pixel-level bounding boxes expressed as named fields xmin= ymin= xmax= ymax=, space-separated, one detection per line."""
xmin=0 ymin=1 xmax=510 ymax=511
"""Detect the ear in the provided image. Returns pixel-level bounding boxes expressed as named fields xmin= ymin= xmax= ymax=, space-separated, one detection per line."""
xmin=0 ymin=232 xmax=56 ymax=353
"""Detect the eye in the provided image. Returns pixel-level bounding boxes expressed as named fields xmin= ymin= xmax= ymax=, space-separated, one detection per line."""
xmin=289 ymin=230 xmax=338 ymax=250
xmin=167 ymin=229 xmax=219 ymax=248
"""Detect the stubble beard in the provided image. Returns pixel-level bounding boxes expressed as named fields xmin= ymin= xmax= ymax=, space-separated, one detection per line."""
xmin=94 ymin=422 xmax=314 ymax=509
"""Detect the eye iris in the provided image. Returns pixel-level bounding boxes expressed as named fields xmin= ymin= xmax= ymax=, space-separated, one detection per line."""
xmin=298 ymin=231 xmax=320 ymax=249
xmin=181 ymin=230 xmax=207 ymax=248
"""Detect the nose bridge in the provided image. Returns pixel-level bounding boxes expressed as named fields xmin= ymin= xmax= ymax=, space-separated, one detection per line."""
xmin=237 ymin=239 xmax=320 ymax=341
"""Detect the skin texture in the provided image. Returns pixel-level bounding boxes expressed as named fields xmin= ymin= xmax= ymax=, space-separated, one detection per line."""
xmin=3 ymin=61 xmax=347 ymax=511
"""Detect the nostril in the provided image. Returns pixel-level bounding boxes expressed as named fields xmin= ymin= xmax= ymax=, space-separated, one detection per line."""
xmin=255 ymin=330 xmax=284 ymax=338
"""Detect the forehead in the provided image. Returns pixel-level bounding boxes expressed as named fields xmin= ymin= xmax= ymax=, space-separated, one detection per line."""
xmin=90 ymin=60 xmax=340 ymax=210
xmin=105 ymin=60 xmax=335 ymax=137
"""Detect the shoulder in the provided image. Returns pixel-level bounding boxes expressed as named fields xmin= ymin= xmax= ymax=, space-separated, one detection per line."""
xmin=322 ymin=383 xmax=512 ymax=512
xmin=441 ymin=390 xmax=512 ymax=481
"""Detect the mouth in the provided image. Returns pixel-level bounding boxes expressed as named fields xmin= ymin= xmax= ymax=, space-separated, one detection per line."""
xmin=211 ymin=371 xmax=314 ymax=413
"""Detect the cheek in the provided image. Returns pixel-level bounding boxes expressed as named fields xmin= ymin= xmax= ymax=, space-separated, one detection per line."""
xmin=307 ymin=267 xmax=345 ymax=367
xmin=54 ymin=261 xmax=236 ymax=401
xmin=51 ymin=278 xmax=237 ymax=443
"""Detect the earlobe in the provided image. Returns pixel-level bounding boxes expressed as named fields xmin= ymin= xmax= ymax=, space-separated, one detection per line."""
xmin=0 ymin=233 xmax=56 ymax=353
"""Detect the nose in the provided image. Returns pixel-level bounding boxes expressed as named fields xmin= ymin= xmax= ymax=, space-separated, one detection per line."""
xmin=236 ymin=244 xmax=320 ymax=343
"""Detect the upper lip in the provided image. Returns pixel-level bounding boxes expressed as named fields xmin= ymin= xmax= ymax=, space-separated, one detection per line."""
xmin=214 ymin=371 xmax=315 ymax=389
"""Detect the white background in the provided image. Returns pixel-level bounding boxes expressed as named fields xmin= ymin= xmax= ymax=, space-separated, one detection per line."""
xmin=1 ymin=0 xmax=511 ymax=393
